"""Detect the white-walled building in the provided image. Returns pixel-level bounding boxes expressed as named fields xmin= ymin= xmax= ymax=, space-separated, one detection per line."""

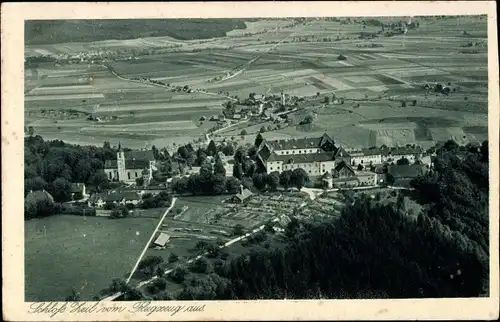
xmin=105 ymin=149 xmax=156 ymax=184
xmin=349 ymin=146 xmax=424 ymax=166
xmin=257 ymin=134 xmax=351 ymax=175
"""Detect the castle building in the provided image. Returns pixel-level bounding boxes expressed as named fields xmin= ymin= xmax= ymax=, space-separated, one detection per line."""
xmin=104 ymin=149 xmax=156 ymax=185
xmin=257 ymin=133 xmax=351 ymax=176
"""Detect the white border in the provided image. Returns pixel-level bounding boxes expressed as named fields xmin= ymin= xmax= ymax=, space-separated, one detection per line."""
xmin=2 ymin=2 xmax=499 ymax=321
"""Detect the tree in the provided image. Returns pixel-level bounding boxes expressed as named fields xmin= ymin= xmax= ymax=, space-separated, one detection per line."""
xmin=87 ymin=171 xmax=109 ymax=191
xmin=214 ymin=155 xmax=226 ymax=176
xmin=233 ymin=224 xmax=245 ymax=236
xmin=291 ymin=168 xmax=309 ymax=190
xmin=396 ymin=157 xmax=410 ymax=165
xmin=357 ymin=164 xmax=364 ymax=171
xmin=252 ymin=173 xmax=268 ymax=191
xmin=207 ymin=140 xmax=217 ymax=157
xmin=226 ymin=177 xmax=241 ymax=194
xmin=28 ymin=126 xmax=35 ymax=137
xmin=259 ymin=126 xmax=266 ymax=134
xmin=240 ymin=129 xmax=247 ymax=138
xmin=234 ymin=147 xmax=247 ymax=164
xmin=279 ymin=170 xmax=293 ymax=190
xmin=232 ymin=162 xmax=243 ymax=180
xmin=255 ymin=133 xmax=264 ymax=147
xmin=136 ymin=177 xmax=144 ymax=186
xmin=170 ymin=266 xmax=188 ymax=283
xmin=50 ymin=177 xmax=72 ymax=202
xmin=222 ymin=144 xmax=235 ymax=156
xmin=190 ymin=258 xmax=212 ymax=273
xmin=266 ymin=171 xmax=280 ymax=191
xmin=199 ymin=159 xmax=214 ymax=178
xmin=337 ymin=54 xmax=347 ymax=60
xmin=323 ymin=96 xmax=330 ymax=104
xmin=138 ymin=256 xmax=164 ymax=278
xmin=412 ymin=99 xmax=417 ymax=106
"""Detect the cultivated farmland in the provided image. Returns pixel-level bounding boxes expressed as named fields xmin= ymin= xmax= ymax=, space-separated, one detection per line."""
xmin=25 ymin=16 xmax=488 ymax=150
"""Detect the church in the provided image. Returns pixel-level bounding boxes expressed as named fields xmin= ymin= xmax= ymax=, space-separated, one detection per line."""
xmin=104 ymin=147 xmax=156 ymax=185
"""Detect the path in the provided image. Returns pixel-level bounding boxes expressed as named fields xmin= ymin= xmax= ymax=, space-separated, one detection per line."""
xmin=102 ymin=215 xmax=279 ymax=301
xmin=125 ymin=197 xmax=177 ymax=284
xmin=102 ymin=64 xmax=237 ymax=102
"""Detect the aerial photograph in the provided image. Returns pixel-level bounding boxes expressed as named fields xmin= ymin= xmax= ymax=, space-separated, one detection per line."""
xmin=24 ymin=16 xmax=489 ymax=301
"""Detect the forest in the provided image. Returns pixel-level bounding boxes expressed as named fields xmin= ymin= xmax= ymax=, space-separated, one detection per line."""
xmin=25 ymin=19 xmax=247 ymax=45
xmin=112 ymin=140 xmax=489 ymax=300
xmin=24 ymin=135 xmax=115 ymax=219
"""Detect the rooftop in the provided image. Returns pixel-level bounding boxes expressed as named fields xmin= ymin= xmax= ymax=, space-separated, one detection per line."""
xmin=267 ymin=151 xmax=335 ymax=163
xmin=154 ymin=233 xmax=171 ymax=247
xmin=124 ymin=150 xmax=154 ymax=161
xmin=350 ymin=146 xmax=424 ymax=157
xmin=125 ymin=159 xmax=150 ymax=170
xmin=267 ymin=133 xmax=334 ymax=151
xmin=234 ymin=188 xmax=253 ymax=201
xmin=70 ymin=183 xmax=86 ymax=193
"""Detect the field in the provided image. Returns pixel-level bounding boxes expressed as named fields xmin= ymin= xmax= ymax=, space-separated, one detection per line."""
xmin=25 ymin=16 xmax=488 ymax=149
xmin=141 ymin=194 xmax=307 ymax=265
xmin=25 ymin=210 xmax=164 ymax=301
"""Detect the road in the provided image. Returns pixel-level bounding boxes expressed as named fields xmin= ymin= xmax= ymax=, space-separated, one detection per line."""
xmin=125 ymin=197 xmax=177 ymax=284
xmin=102 ymin=214 xmax=280 ymax=301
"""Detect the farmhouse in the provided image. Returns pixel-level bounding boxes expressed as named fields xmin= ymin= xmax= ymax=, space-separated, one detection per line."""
xmin=387 ymin=164 xmax=428 ymax=188
xmin=258 ymin=134 xmax=352 ymax=176
xmin=104 ymin=148 xmax=156 ymax=185
xmin=231 ymin=185 xmax=253 ymax=204
xmin=70 ymin=183 xmax=89 ymax=201
xmin=153 ymin=233 xmax=171 ymax=248
xmin=87 ymin=190 xmax=141 ymax=208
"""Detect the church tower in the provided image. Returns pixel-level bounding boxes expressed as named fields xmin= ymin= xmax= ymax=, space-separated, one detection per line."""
xmin=117 ymin=143 xmax=126 ymax=181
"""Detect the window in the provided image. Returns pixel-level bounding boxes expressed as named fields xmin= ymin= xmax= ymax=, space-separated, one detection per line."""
xmin=309 ymin=170 xmax=312 ymax=173
xmin=135 ymin=172 xmax=138 ymax=178
xmin=128 ymin=172 xmax=131 ymax=180
xmin=277 ymin=167 xmax=280 ymax=171
xmin=299 ymin=150 xmax=302 ymax=154
xmin=286 ymin=151 xmax=289 ymax=154
xmin=108 ymin=172 xmax=112 ymax=179
xmin=270 ymin=167 xmax=273 ymax=171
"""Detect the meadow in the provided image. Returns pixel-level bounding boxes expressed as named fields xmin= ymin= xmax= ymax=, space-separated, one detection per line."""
xmin=25 ymin=211 xmax=163 ymax=301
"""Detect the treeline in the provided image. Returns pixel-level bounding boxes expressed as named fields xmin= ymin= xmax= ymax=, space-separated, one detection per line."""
xmin=25 ymin=19 xmax=247 ymax=45
xmin=410 ymin=140 xmax=489 ymax=253
xmin=24 ymin=135 xmax=115 ymax=219
xmin=112 ymin=140 xmax=489 ymax=300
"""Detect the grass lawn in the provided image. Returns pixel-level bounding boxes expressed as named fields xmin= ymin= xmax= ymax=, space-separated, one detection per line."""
xmin=25 ymin=211 xmax=164 ymax=301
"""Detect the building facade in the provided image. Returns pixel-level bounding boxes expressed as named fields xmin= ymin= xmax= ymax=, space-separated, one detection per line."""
xmin=349 ymin=146 xmax=424 ymax=166
xmin=257 ymin=134 xmax=350 ymax=176
xmin=104 ymin=149 xmax=156 ymax=185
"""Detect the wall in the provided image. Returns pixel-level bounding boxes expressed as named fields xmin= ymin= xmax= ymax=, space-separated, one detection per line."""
xmin=274 ymin=148 xmax=321 ymax=155
xmin=267 ymin=160 xmax=336 ymax=176
xmin=104 ymin=169 xmax=119 ymax=181
xmin=351 ymin=154 xmax=382 ymax=166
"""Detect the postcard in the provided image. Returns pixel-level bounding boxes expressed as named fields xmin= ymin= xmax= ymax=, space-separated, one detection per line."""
xmin=2 ymin=1 xmax=499 ymax=321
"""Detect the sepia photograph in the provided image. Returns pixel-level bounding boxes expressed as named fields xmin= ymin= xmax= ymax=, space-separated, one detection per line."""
xmin=2 ymin=1 xmax=499 ymax=321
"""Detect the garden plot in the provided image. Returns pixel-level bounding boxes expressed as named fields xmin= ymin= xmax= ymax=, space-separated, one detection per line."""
xmin=375 ymin=129 xmax=417 ymax=147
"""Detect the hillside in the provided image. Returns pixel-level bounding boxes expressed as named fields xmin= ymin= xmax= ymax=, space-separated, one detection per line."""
xmin=25 ymin=19 xmax=248 ymax=45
